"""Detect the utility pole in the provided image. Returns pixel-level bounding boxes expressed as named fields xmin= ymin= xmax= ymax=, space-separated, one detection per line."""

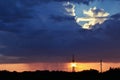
xmin=72 ymin=54 xmax=75 ymax=72
xmin=100 ymin=60 xmax=102 ymax=73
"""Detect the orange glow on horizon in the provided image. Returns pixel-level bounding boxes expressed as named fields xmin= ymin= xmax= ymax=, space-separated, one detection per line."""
xmin=66 ymin=62 xmax=120 ymax=72
xmin=0 ymin=63 xmax=30 ymax=72
xmin=0 ymin=62 xmax=119 ymax=72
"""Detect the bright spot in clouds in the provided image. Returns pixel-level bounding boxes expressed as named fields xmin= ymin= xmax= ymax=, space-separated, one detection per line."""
xmin=64 ymin=2 xmax=76 ymax=16
xmin=64 ymin=2 xmax=110 ymax=30
xmin=75 ymin=7 xmax=110 ymax=29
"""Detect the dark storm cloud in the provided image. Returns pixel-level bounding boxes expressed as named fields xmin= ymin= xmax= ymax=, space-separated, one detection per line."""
xmin=50 ymin=15 xmax=74 ymax=22
xmin=80 ymin=13 xmax=120 ymax=62
xmin=26 ymin=0 xmax=95 ymax=5
xmin=0 ymin=0 xmax=32 ymax=22
xmin=54 ymin=0 xmax=97 ymax=5
xmin=92 ymin=13 xmax=120 ymax=40
xmin=0 ymin=0 xmax=120 ymax=63
xmin=1 ymin=18 xmax=120 ymax=63
xmin=0 ymin=54 xmax=24 ymax=63
xmin=0 ymin=0 xmax=33 ymax=33
xmin=0 ymin=0 xmax=75 ymax=33
xmin=0 ymin=0 xmax=97 ymax=33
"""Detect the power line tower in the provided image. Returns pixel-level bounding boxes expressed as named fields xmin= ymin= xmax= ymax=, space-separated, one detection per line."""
xmin=72 ymin=54 xmax=76 ymax=72
xmin=100 ymin=60 xmax=102 ymax=73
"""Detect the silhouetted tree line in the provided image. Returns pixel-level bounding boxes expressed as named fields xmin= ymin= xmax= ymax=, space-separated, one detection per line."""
xmin=0 ymin=68 xmax=120 ymax=80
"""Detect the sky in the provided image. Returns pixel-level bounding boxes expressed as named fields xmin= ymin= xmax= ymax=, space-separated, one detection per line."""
xmin=0 ymin=0 xmax=120 ymax=71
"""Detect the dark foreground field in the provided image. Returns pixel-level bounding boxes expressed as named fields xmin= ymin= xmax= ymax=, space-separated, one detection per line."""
xmin=0 ymin=68 xmax=120 ymax=80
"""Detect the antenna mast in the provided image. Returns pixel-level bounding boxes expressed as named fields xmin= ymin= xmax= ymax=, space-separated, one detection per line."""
xmin=72 ymin=54 xmax=75 ymax=72
xmin=100 ymin=60 xmax=102 ymax=73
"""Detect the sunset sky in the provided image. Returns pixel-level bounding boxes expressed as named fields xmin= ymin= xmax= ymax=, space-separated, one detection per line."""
xmin=0 ymin=0 xmax=120 ymax=72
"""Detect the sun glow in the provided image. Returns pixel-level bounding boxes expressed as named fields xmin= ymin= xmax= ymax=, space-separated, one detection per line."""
xmin=71 ymin=62 xmax=77 ymax=68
